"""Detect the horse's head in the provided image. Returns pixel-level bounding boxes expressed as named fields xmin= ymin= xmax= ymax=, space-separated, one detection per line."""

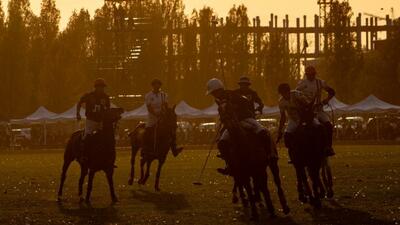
xmin=298 ymin=102 xmax=316 ymax=126
xmin=103 ymin=108 xmax=124 ymax=128
xmin=158 ymin=105 xmax=177 ymax=132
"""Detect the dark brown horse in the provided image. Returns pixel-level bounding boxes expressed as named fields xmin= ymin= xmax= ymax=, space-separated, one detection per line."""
xmin=57 ymin=108 xmax=124 ymax=204
xmin=128 ymin=105 xmax=177 ymax=191
xmin=291 ymin=103 xmax=325 ymax=208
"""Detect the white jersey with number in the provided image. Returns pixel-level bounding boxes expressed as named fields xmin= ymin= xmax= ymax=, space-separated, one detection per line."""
xmin=145 ymin=91 xmax=168 ymax=127
xmin=296 ymin=78 xmax=332 ymax=123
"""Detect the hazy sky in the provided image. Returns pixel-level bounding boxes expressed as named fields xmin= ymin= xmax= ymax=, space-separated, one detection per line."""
xmin=1 ymin=0 xmax=399 ymax=29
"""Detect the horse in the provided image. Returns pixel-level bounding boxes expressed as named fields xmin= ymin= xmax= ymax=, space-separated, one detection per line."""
xmin=220 ymin=116 xmax=276 ymax=221
xmin=290 ymin=103 xmax=325 ymax=208
xmin=232 ymin=135 xmax=290 ymax=215
xmin=128 ymin=105 xmax=177 ymax=192
xmin=57 ymin=108 xmax=124 ymax=204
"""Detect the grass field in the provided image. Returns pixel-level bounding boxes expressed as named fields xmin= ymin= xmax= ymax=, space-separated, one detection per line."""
xmin=0 ymin=145 xmax=399 ymax=225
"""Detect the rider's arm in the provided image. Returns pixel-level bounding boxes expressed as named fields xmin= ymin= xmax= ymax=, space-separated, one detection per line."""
xmin=253 ymin=91 xmax=264 ymax=113
xmin=277 ymin=111 xmax=287 ymax=142
xmin=76 ymin=94 xmax=86 ymax=120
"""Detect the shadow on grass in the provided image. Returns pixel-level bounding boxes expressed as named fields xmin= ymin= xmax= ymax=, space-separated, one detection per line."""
xmin=131 ymin=189 xmax=191 ymax=214
xmin=233 ymin=206 xmax=300 ymax=225
xmin=305 ymin=199 xmax=393 ymax=225
xmin=57 ymin=202 xmax=119 ymax=225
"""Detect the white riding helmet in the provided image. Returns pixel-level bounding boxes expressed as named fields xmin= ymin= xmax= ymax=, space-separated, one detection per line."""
xmin=206 ymin=78 xmax=224 ymax=95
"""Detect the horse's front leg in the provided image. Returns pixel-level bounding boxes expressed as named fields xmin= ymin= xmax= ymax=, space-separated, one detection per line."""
xmin=78 ymin=165 xmax=88 ymax=202
xmin=85 ymin=170 xmax=95 ymax=204
xmin=138 ymin=157 xmax=146 ymax=185
xmin=243 ymin=178 xmax=259 ymax=221
xmin=294 ymin=165 xmax=309 ymax=203
xmin=128 ymin=146 xmax=139 ymax=185
xmin=154 ymin=160 xmax=165 ymax=192
xmin=308 ymin=166 xmax=323 ymax=209
xmin=321 ymin=157 xmax=334 ymax=198
xmin=106 ymin=168 xmax=118 ymax=203
xmin=232 ymin=181 xmax=239 ymax=204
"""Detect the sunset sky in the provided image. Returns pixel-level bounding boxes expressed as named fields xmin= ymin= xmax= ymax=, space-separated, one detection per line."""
xmin=1 ymin=0 xmax=399 ymax=29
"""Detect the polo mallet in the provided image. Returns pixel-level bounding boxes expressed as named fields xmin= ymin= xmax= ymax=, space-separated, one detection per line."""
xmin=193 ymin=123 xmax=222 ymax=186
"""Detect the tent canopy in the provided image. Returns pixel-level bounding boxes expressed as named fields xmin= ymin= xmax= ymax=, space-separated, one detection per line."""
xmin=201 ymin=103 xmax=218 ymax=118
xmin=11 ymin=106 xmax=57 ymax=123
xmin=175 ymin=101 xmax=203 ymax=118
xmin=123 ymin=104 xmax=148 ymax=119
xmin=324 ymin=97 xmax=348 ymax=111
xmin=341 ymin=95 xmax=400 ymax=113
xmin=52 ymin=104 xmax=86 ymax=121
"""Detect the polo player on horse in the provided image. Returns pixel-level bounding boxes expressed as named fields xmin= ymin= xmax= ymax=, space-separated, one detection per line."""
xmin=143 ymin=79 xmax=183 ymax=157
xmin=206 ymin=78 xmax=271 ymax=175
xmin=76 ymin=78 xmax=111 ymax=163
xmin=234 ymin=76 xmax=264 ymax=118
xmin=296 ymin=66 xmax=336 ymax=156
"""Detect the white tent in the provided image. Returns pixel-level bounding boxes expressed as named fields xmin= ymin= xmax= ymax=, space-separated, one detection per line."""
xmin=324 ymin=97 xmax=349 ymax=111
xmin=123 ymin=104 xmax=148 ymax=119
xmin=201 ymin=103 xmax=219 ymax=118
xmin=52 ymin=104 xmax=86 ymax=121
xmin=11 ymin=106 xmax=57 ymax=123
xmin=341 ymin=95 xmax=400 ymax=113
xmin=175 ymin=101 xmax=203 ymax=118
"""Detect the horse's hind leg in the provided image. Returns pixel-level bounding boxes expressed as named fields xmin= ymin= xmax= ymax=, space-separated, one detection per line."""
xmin=106 ymin=168 xmax=118 ymax=203
xmin=128 ymin=146 xmax=139 ymax=185
xmin=256 ymin=173 xmax=276 ymax=218
xmin=78 ymin=165 xmax=88 ymax=202
xmin=138 ymin=158 xmax=146 ymax=185
xmin=154 ymin=160 xmax=164 ymax=192
xmin=57 ymin=159 xmax=72 ymax=201
xmin=85 ymin=170 xmax=95 ymax=204
xmin=269 ymin=161 xmax=290 ymax=214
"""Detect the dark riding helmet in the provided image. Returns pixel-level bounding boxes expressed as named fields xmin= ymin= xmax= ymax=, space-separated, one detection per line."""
xmin=278 ymin=83 xmax=291 ymax=94
xmin=94 ymin=78 xmax=107 ymax=87
xmin=151 ymin=79 xmax=162 ymax=86
xmin=238 ymin=76 xmax=251 ymax=85
xmin=305 ymin=66 xmax=317 ymax=76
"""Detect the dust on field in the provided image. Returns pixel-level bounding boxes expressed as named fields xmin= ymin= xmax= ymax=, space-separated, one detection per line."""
xmin=0 ymin=145 xmax=399 ymax=225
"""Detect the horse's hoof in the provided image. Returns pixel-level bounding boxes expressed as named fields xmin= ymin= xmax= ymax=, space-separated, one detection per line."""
xmin=232 ymin=195 xmax=239 ymax=204
xmin=57 ymin=196 xmax=62 ymax=202
xmin=128 ymin=178 xmax=133 ymax=186
xmin=311 ymin=198 xmax=322 ymax=209
xmin=327 ymin=189 xmax=334 ymax=199
xmin=269 ymin=212 xmax=277 ymax=219
xmin=319 ymin=191 xmax=326 ymax=199
xmin=283 ymin=206 xmax=290 ymax=215
xmin=258 ymin=203 xmax=265 ymax=208
xmin=155 ymin=187 xmax=161 ymax=192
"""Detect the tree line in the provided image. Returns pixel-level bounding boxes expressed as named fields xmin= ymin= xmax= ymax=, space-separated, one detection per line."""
xmin=0 ymin=0 xmax=399 ymax=119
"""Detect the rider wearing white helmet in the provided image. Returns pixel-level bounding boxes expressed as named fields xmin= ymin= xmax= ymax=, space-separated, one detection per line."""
xmin=207 ymin=78 xmax=271 ymax=175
